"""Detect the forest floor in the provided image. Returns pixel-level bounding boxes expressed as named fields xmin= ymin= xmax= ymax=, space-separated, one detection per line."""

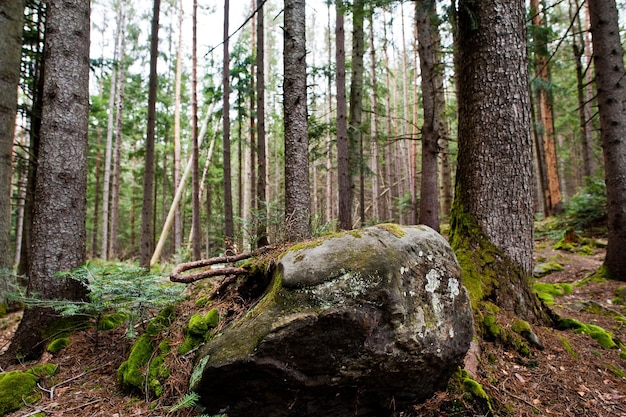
xmin=1 ymin=235 xmax=625 ymax=417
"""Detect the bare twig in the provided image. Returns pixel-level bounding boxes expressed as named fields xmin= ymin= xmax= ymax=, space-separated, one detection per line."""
xmin=170 ymin=245 xmax=276 ymax=283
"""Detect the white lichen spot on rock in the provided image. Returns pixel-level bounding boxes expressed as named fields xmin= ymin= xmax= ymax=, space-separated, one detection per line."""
xmin=448 ymin=278 xmax=460 ymax=299
xmin=419 ymin=250 xmax=423 ymax=257
xmin=425 ymin=269 xmax=441 ymax=293
xmin=400 ymin=266 xmax=408 ymax=275
xmin=449 ymin=328 xmax=454 ymax=338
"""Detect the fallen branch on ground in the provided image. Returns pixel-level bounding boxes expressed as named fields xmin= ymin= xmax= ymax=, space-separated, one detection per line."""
xmin=170 ymin=245 xmax=276 ymax=283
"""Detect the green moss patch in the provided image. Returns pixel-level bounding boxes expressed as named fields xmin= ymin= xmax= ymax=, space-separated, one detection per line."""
xmin=97 ymin=312 xmax=129 ymax=331
xmin=178 ymin=309 xmax=220 ymax=355
xmin=533 ymin=262 xmax=564 ymax=277
xmin=46 ymin=336 xmax=71 ymax=354
xmin=375 ymin=223 xmax=407 ymax=238
xmin=559 ymin=335 xmax=578 ymax=359
xmin=557 ymin=318 xmax=617 ymax=349
xmin=118 ymin=306 xmax=177 ymax=397
xmin=534 ymin=282 xmax=573 ymax=305
xmin=0 ymin=364 xmax=58 ymax=415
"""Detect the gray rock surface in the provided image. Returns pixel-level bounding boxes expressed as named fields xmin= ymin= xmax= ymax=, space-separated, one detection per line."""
xmin=191 ymin=224 xmax=473 ymax=416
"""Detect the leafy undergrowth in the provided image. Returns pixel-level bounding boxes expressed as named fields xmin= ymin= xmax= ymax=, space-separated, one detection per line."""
xmin=1 ymin=239 xmax=625 ymax=417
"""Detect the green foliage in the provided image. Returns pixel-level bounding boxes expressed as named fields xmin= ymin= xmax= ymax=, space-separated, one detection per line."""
xmin=166 ymin=391 xmax=225 ymax=417
xmin=562 ymin=179 xmax=607 ymax=230
xmin=19 ymin=262 xmax=185 ymax=339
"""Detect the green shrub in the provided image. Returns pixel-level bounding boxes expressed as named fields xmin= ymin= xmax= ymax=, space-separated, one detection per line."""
xmin=562 ymin=179 xmax=607 ymax=230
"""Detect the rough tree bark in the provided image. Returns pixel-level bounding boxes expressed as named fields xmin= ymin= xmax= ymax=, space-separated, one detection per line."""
xmin=6 ymin=0 xmax=91 ymax=361
xmin=451 ymin=0 xmax=546 ymax=320
xmin=336 ymin=0 xmax=350 ymax=230
xmin=256 ymin=0 xmax=269 ymax=247
xmin=588 ymin=0 xmax=626 ymax=280
xmin=283 ymin=0 xmax=311 ymax=240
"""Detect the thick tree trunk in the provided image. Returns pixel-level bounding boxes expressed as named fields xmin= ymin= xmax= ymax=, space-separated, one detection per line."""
xmin=416 ymin=0 xmax=440 ymax=232
xmin=283 ymin=0 xmax=311 ymax=241
xmin=139 ymin=0 xmax=161 ymax=268
xmin=8 ymin=0 xmax=91 ymax=361
xmin=588 ymin=0 xmax=626 ymax=280
xmin=451 ymin=0 xmax=545 ymax=320
xmin=0 ymin=0 xmax=24 ymax=269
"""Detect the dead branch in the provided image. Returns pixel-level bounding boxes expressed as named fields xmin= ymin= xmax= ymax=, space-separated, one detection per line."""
xmin=170 ymin=245 xmax=277 ymax=283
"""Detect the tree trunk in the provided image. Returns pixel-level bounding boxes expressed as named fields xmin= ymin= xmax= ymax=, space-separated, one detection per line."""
xmin=191 ymin=0 xmax=200 ymax=260
xmin=283 ymin=0 xmax=311 ymax=241
xmin=588 ymin=0 xmax=626 ymax=280
xmin=109 ymin=5 xmax=126 ymax=260
xmin=416 ymin=0 xmax=440 ymax=232
xmin=139 ymin=0 xmax=161 ymax=268
xmin=256 ymin=1 xmax=268 ymax=247
xmin=8 ymin=0 xmax=91 ymax=361
xmin=349 ymin=0 xmax=365 ymax=227
xmin=0 ymin=0 xmax=24 ymax=269
xmin=451 ymin=0 xmax=545 ymax=320
xmin=530 ymin=0 xmax=562 ymax=216
xmin=223 ymin=0 xmax=234 ymax=247
xmin=173 ymin=0 xmax=184 ymax=253
xmin=368 ymin=11 xmax=381 ymax=222
xmin=336 ymin=0 xmax=350 ymax=230
xmin=17 ymin=3 xmax=46 ymax=276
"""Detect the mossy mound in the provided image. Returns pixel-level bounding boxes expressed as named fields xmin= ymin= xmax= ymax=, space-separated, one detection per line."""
xmin=178 ymin=309 xmax=220 ymax=355
xmin=117 ymin=305 xmax=176 ymax=397
xmin=97 ymin=312 xmax=129 ymax=331
xmin=47 ymin=336 xmax=71 ymax=354
xmin=557 ymin=317 xmax=617 ymax=349
xmin=0 ymin=364 xmax=58 ymax=415
xmin=534 ymin=282 xmax=573 ymax=305
xmin=533 ymin=262 xmax=564 ymax=277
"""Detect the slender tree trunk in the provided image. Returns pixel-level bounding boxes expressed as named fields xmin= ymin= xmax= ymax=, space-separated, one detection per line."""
xmin=140 ymin=0 xmax=161 ymax=268
xmin=349 ymin=0 xmax=365 ymax=227
xmin=256 ymin=1 xmax=268 ymax=247
xmin=18 ymin=3 xmax=46 ymax=276
xmin=109 ymin=5 xmax=126 ymax=259
xmin=173 ymin=0 xmax=184 ymax=253
xmin=0 ymin=0 xmax=24 ymax=269
xmin=416 ymin=0 xmax=440 ymax=231
xmin=223 ymin=0 xmax=234 ymax=247
xmin=336 ymin=0 xmax=350 ymax=230
xmin=530 ymin=0 xmax=562 ymax=216
xmin=588 ymin=0 xmax=626 ymax=280
xmin=283 ymin=0 xmax=311 ymax=240
xmin=8 ymin=0 xmax=91 ymax=361
xmin=191 ymin=0 xmax=200 ymax=259
xmin=570 ymin=0 xmax=595 ymax=181
xmin=369 ymin=11 xmax=381 ymax=222
xmin=382 ymin=10 xmax=395 ymax=222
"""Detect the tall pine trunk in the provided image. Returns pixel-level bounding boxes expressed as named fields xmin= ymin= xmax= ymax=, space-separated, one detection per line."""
xmin=336 ymin=0 xmax=350 ymax=230
xmin=191 ymin=0 xmax=200 ymax=259
xmin=223 ymin=0 xmax=234 ymax=247
xmin=256 ymin=1 xmax=268 ymax=247
xmin=139 ymin=0 xmax=161 ymax=268
xmin=588 ymin=0 xmax=626 ymax=280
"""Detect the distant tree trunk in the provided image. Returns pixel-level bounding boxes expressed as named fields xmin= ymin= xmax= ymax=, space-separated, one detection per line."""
xmin=283 ymin=0 xmax=311 ymax=240
xmin=223 ymin=0 xmax=234 ymax=247
xmin=451 ymin=0 xmax=546 ymax=320
xmin=588 ymin=0 xmax=626 ymax=280
xmin=324 ymin=2 xmax=334 ymax=224
xmin=369 ymin=11 xmax=381 ymax=222
xmin=256 ymin=1 xmax=268 ymax=247
xmin=249 ymin=0 xmax=257 ymax=240
xmin=530 ymin=0 xmax=562 ymax=216
xmin=570 ymin=0 xmax=595 ymax=181
xmin=349 ymin=0 xmax=365 ymax=227
xmin=139 ymin=0 xmax=161 ymax=268
xmin=7 ymin=0 xmax=90 ymax=361
xmin=173 ymin=0 xmax=184 ymax=253
xmin=416 ymin=0 xmax=440 ymax=231
xmin=336 ymin=0 xmax=350 ymax=230
xmin=0 ymin=0 xmax=24 ymax=269
xmin=191 ymin=0 xmax=200 ymax=260
xmin=109 ymin=6 xmax=126 ymax=260
xmin=382 ymin=10 xmax=395 ymax=222
xmin=18 ymin=1 xmax=46 ymax=276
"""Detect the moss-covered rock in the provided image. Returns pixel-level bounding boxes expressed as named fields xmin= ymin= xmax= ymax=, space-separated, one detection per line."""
xmin=178 ymin=309 xmax=220 ymax=355
xmin=0 ymin=364 xmax=58 ymax=415
xmin=533 ymin=262 xmax=564 ymax=277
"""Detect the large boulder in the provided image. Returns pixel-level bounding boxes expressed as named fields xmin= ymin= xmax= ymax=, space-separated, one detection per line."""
xmin=191 ymin=224 xmax=473 ymax=416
